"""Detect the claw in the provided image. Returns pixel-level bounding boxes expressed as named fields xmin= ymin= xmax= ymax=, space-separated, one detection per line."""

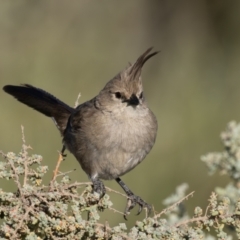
xmin=136 ymin=204 xmax=142 ymax=215
xmin=60 ymin=145 xmax=67 ymax=159
xmin=115 ymin=177 xmax=152 ymax=219
xmin=147 ymin=204 xmax=152 ymax=216
xmin=123 ymin=193 xmax=152 ymax=220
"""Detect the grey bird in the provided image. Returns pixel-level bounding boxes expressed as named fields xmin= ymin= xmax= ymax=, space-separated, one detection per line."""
xmin=3 ymin=47 xmax=158 ymax=219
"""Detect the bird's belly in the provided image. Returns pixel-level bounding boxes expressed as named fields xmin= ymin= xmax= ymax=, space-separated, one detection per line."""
xmin=87 ymin=123 xmax=155 ymax=180
xmin=96 ymin=147 xmax=148 ymax=180
xmin=64 ymin=111 xmax=157 ymax=180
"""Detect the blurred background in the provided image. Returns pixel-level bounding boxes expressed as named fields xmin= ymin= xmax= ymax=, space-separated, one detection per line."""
xmin=0 ymin=0 xmax=240 ymax=227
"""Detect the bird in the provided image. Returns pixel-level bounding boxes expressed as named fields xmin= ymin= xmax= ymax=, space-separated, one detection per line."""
xmin=3 ymin=47 xmax=158 ymax=219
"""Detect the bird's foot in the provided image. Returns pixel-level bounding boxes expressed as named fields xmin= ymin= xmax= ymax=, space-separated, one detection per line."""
xmin=124 ymin=193 xmax=152 ymax=220
xmin=92 ymin=178 xmax=106 ymax=199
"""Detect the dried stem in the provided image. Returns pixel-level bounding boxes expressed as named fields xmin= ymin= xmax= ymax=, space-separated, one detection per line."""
xmin=74 ymin=93 xmax=81 ymax=108
xmin=21 ymin=126 xmax=29 ymax=186
xmin=50 ymin=151 xmax=64 ymax=189
xmin=154 ymin=191 xmax=195 ymax=219
xmin=8 ymin=158 xmax=22 ymax=196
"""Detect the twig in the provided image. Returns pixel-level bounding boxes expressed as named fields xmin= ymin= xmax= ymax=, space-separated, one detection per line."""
xmin=55 ymin=169 xmax=76 ymax=178
xmin=175 ymin=216 xmax=207 ymax=228
xmin=12 ymin=205 xmax=32 ymax=238
xmin=50 ymin=151 xmax=64 ymax=186
xmin=59 ymin=182 xmax=128 ymax=199
xmin=95 ymin=222 xmax=131 ymax=240
xmin=105 ymin=186 xmax=127 ymax=198
xmin=108 ymin=206 xmax=124 ymax=215
xmin=21 ymin=125 xmax=26 ymax=144
xmin=0 ymin=150 xmax=6 ymax=158
xmin=74 ymin=93 xmax=81 ymax=108
xmin=154 ymin=191 xmax=195 ymax=219
xmin=104 ymin=221 xmax=110 ymax=239
xmin=204 ymin=204 xmax=210 ymax=217
xmin=63 ymin=181 xmax=92 ymax=189
xmin=21 ymin=126 xmax=29 ymax=186
xmin=8 ymin=158 xmax=22 ymax=196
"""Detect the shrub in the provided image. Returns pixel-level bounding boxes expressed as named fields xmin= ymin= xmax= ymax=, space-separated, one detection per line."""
xmin=1 ymin=122 xmax=240 ymax=239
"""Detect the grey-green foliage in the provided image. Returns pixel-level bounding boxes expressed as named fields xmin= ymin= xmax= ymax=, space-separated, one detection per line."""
xmin=1 ymin=123 xmax=240 ymax=239
xmin=202 ymin=121 xmax=240 ymax=212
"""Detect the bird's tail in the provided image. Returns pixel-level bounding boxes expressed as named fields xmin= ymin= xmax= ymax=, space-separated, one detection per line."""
xmin=3 ymin=84 xmax=74 ymax=135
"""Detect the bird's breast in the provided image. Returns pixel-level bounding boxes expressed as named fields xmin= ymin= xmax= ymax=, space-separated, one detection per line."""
xmin=64 ymin=105 xmax=157 ymax=180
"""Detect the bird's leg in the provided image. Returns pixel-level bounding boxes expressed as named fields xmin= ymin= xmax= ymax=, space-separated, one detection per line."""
xmin=115 ymin=177 xmax=152 ymax=220
xmin=60 ymin=145 xmax=67 ymax=158
xmin=91 ymin=177 xmax=106 ymax=199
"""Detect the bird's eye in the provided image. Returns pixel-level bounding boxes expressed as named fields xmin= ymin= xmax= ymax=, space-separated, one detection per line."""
xmin=139 ymin=92 xmax=143 ymax=99
xmin=115 ymin=92 xmax=122 ymax=99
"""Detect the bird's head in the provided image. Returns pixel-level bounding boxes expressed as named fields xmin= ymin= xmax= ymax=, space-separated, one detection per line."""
xmin=97 ymin=47 xmax=158 ymax=112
